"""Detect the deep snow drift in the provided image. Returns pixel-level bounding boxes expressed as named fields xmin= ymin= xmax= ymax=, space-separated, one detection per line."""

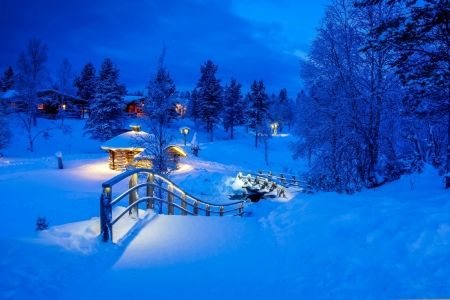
xmin=0 ymin=118 xmax=449 ymax=299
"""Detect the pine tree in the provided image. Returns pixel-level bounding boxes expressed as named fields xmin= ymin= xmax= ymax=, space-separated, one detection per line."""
xmin=196 ymin=60 xmax=223 ymax=142
xmin=84 ymin=58 xmax=126 ymax=141
xmin=74 ymin=62 xmax=97 ymax=105
xmin=247 ymin=79 xmax=270 ymax=147
xmin=222 ymin=77 xmax=244 ymax=139
xmin=188 ymin=88 xmax=201 ymax=125
xmin=270 ymin=88 xmax=290 ymax=132
xmin=144 ymin=45 xmax=178 ymax=128
xmin=1 ymin=66 xmax=15 ymax=92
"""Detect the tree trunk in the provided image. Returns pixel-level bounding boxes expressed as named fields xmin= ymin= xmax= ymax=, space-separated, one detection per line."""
xmin=264 ymin=139 xmax=268 ymax=165
xmin=230 ymin=125 xmax=234 ymax=140
xmin=255 ymin=131 xmax=258 ymax=147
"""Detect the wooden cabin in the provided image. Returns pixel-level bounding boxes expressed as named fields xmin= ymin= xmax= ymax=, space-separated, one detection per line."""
xmin=1 ymin=89 xmax=89 ymax=118
xmin=123 ymin=95 xmax=145 ymax=117
xmin=100 ymin=125 xmax=187 ymax=171
xmin=131 ymin=145 xmax=187 ymax=170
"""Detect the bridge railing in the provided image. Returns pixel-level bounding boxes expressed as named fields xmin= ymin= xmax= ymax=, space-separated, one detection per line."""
xmin=100 ymin=168 xmax=244 ymax=242
xmin=246 ymin=170 xmax=315 ymax=192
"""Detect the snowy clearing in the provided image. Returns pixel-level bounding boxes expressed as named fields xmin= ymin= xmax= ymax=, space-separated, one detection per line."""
xmin=0 ymin=118 xmax=449 ymax=299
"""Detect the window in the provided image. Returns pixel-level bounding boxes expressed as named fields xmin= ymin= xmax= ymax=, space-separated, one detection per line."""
xmin=38 ymin=103 xmax=45 ymax=110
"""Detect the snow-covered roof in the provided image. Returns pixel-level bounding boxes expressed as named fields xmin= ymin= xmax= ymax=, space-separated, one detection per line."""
xmin=123 ymin=95 xmax=145 ymax=104
xmin=0 ymin=90 xmax=18 ymax=99
xmin=168 ymin=145 xmax=188 ymax=157
xmin=100 ymin=131 xmax=151 ymax=151
xmin=134 ymin=145 xmax=188 ymax=159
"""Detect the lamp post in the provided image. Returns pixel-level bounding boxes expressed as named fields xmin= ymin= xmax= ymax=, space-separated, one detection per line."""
xmin=270 ymin=123 xmax=278 ymax=135
xmin=180 ymin=127 xmax=190 ymax=145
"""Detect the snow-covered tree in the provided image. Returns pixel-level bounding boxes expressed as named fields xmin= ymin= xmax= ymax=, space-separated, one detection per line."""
xmin=222 ymin=77 xmax=244 ymax=139
xmin=0 ymin=95 xmax=12 ymax=151
xmin=1 ymin=66 xmax=15 ymax=92
xmin=269 ymin=88 xmax=291 ymax=133
xmin=246 ymin=79 xmax=270 ymax=147
xmin=291 ymin=0 xmax=405 ymax=192
xmin=134 ymin=119 xmax=176 ymax=214
xmin=357 ymin=0 xmax=450 ymax=188
xmin=84 ymin=58 xmax=126 ymax=141
xmin=188 ymin=88 xmax=200 ymax=125
xmin=14 ymin=38 xmax=58 ymax=151
xmin=144 ymin=44 xmax=178 ymax=128
xmin=54 ymin=58 xmax=75 ymax=124
xmin=195 ymin=60 xmax=223 ymax=142
xmin=256 ymin=116 xmax=272 ymax=165
xmin=74 ymin=62 xmax=97 ymax=106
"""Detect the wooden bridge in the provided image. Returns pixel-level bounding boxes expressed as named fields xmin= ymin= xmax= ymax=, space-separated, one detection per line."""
xmin=244 ymin=170 xmax=314 ymax=192
xmin=100 ymin=168 xmax=244 ymax=242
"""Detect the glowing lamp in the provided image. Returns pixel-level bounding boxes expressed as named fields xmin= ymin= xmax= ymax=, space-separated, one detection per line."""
xmin=129 ymin=124 xmax=141 ymax=132
xmin=179 ymin=127 xmax=190 ymax=145
xmin=270 ymin=123 xmax=278 ymax=135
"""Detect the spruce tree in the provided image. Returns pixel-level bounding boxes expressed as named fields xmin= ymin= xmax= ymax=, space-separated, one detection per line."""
xmin=247 ymin=79 xmax=270 ymax=147
xmin=222 ymin=77 xmax=244 ymax=139
xmin=189 ymin=88 xmax=200 ymax=125
xmin=144 ymin=45 xmax=178 ymax=128
xmin=270 ymin=88 xmax=290 ymax=133
xmin=84 ymin=58 xmax=126 ymax=141
xmin=1 ymin=66 xmax=15 ymax=92
xmin=196 ymin=60 xmax=223 ymax=142
xmin=74 ymin=62 xmax=97 ymax=105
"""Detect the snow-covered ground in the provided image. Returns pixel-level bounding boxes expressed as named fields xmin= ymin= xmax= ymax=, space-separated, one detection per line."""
xmin=0 ymin=118 xmax=449 ymax=299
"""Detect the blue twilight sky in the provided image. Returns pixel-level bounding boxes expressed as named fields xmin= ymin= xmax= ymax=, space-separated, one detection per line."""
xmin=0 ymin=0 xmax=330 ymax=98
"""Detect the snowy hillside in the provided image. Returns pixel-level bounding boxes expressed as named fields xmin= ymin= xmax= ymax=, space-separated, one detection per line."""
xmin=0 ymin=118 xmax=449 ymax=299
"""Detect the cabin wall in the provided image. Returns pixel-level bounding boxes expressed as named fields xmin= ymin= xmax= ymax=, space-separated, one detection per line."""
xmin=108 ymin=150 xmax=142 ymax=171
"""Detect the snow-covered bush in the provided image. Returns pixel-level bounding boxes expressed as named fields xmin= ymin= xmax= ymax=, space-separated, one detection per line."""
xmin=36 ymin=216 xmax=49 ymax=231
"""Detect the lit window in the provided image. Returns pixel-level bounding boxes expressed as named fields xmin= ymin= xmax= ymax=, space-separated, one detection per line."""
xmin=62 ymin=104 xmax=66 ymax=110
xmin=38 ymin=104 xmax=45 ymax=110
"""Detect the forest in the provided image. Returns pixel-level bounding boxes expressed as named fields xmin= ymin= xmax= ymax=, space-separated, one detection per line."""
xmin=1 ymin=0 xmax=449 ymax=193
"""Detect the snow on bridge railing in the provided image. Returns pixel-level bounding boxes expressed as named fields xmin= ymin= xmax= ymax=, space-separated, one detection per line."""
xmin=100 ymin=168 xmax=244 ymax=243
xmin=247 ymin=170 xmax=315 ymax=192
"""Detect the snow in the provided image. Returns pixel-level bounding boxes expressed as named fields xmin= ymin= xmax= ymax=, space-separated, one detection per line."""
xmin=0 ymin=117 xmax=449 ymax=299
xmin=100 ymin=130 xmax=150 ymax=150
xmin=0 ymin=89 xmax=18 ymax=99
xmin=123 ymin=95 xmax=145 ymax=103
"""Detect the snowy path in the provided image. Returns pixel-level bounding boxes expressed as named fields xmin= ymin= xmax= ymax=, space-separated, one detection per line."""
xmin=71 ymin=215 xmax=292 ymax=299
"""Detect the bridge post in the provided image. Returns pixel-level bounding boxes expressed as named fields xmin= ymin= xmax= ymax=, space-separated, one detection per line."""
xmin=220 ymin=206 xmax=224 ymax=216
xmin=193 ymin=200 xmax=198 ymax=215
xmin=100 ymin=186 xmax=112 ymax=242
xmin=280 ymin=173 xmax=286 ymax=184
xmin=129 ymin=173 xmax=138 ymax=219
xmin=206 ymin=204 xmax=210 ymax=216
xmin=168 ymin=184 xmax=174 ymax=215
xmin=181 ymin=193 xmax=187 ymax=216
xmin=146 ymin=173 xmax=154 ymax=210
xmin=239 ymin=202 xmax=243 ymax=216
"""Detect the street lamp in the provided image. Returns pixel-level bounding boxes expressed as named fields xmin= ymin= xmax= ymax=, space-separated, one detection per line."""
xmin=270 ymin=123 xmax=278 ymax=135
xmin=179 ymin=127 xmax=190 ymax=145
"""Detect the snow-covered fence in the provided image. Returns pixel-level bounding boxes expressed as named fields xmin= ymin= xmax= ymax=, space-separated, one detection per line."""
xmin=100 ymin=168 xmax=244 ymax=242
xmin=253 ymin=170 xmax=314 ymax=192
